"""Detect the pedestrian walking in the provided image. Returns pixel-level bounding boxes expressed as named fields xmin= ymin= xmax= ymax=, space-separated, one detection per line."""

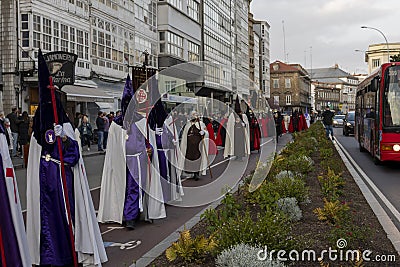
xmin=73 ymin=112 xmax=82 ymax=129
xmin=26 ymin=50 xmax=107 ymax=266
xmin=274 ymin=111 xmax=283 ymax=143
xmin=96 ymin=111 xmax=105 ymax=151
xmin=18 ymin=111 xmax=30 ymax=159
xmin=103 ymin=112 xmax=109 ymax=149
xmin=4 ymin=118 xmax=14 ymax=154
xmin=78 ymin=115 xmax=93 ymax=151
xmin=322 ymin=105 xmax=335 ymax=140
xmin=6 ymin=107 xmax=22 ymax=157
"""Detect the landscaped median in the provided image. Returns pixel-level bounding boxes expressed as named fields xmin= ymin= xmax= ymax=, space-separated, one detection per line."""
xmin=150 ymin=123 xmax=399 ymax=267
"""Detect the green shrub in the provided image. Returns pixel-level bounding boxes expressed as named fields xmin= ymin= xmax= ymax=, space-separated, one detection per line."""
xmin=165 ymin=229 xmax=216 ymax=263
xmin=318 ymin=168 xmax=345 ymax=201
xmin=201 ymin=192 xmax=241 ymax=234
xmin=314 ymin=199 xmax=349 ymax=225
xmin=272 ymin=177 xmax=309 ymax=203
xmin=275 ymin=170 xmax=295 ymax=180
xmin=277 ymin=197 xmax=302 ymax=222
xmin=215 ymin=210 xmax=295 ymax=252
xmin=216 ymin=243 xmax=285 ymax=267
xmin=246 ymin=177 xmax=309 ymax=210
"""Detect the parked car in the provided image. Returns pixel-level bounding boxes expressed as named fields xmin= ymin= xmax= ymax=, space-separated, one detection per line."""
xmin=343 ymin=111 xmax=355 ymax=136
xmin=333 ymin=114 xmax=345 ymax=127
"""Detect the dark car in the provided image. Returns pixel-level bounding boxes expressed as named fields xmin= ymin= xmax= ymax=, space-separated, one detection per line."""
xmin=343 ymin=111 xmax=355 ymax=136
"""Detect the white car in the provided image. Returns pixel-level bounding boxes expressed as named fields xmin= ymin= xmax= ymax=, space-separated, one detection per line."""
xmin=333 ymin=115 xmax=345 ymax=127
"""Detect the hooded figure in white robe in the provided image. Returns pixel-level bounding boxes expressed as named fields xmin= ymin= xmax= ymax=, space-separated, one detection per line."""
xmin=224 ymin=97 xmax=250 ymax=159
xmin=98 ymin=75 xmax=166 ymax=230
xmin=26 ymin=49 xmax=107 ymax=266
xmin=0 ymin=121 xmax=31 ymax=267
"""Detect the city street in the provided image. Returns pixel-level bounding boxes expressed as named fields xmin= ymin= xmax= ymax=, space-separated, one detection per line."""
xmin=14 ymin=135 xmax=288 ymax=266
xmin=333 ymin=128 xmax=400 ymax=231
xmin=10 ymin=127 xmax=400 ymax=266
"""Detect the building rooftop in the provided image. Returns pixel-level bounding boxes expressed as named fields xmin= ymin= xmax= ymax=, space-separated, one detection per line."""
xmin=308 ymin=65 xmax=355 ymax=80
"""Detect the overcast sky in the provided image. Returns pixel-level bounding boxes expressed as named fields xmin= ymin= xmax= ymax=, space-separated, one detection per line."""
xmin=250 ymin=0 xmax=400 ymax=74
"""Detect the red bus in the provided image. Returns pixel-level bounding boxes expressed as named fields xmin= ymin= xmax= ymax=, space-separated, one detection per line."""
xmin=355 ymin=62 xmax=400 ymax=163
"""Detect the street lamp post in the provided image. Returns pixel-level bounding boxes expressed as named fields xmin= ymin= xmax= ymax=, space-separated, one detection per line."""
xmin=361 ymin=26 xmax=390 ymax=63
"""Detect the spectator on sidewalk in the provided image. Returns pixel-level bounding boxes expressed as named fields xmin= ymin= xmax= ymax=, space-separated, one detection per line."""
xmin=4 ymin=118 xmax=14 ymax=153
xmin=0 ymin=111 xmax=11 ymax=149
xmin=103 ymin=112 xmax=110 ymax=150
xmin=74 ymin=112 xmax=82 ymax=129
xmin=96 ymin=111 xmax=105 ymax=151
xmin=322 ymin=105 xmax=335 ymax=140
xmin=6 ymin=107 xmax=22 ymax=157
xmin=78 ymin=115 xmax=93 ymax=151
xmin=107 ymin=112 xmax=114 ymax=124
xmin=18 ymin=111 xmax=30 ymax=159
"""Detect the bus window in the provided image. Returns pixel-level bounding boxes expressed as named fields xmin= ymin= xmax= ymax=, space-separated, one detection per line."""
xmin=384 ymin=66 xmax=400 ymax=127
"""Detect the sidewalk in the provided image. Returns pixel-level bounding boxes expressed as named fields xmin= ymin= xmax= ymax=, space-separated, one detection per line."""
xmin=11 ymin=147 xmax=105 ymax=169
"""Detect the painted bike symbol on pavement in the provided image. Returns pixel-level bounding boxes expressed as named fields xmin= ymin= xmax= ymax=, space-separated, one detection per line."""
xmin=104 ymin=240 xmax=142 ymax=250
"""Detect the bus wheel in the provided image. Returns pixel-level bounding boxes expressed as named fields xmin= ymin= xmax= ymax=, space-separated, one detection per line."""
xmin=373 ymin=156 xmax=382 ymax=165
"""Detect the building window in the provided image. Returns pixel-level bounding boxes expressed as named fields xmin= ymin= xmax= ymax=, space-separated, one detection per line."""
xmin=33 ymin=15 xmax=41 ymax=48
xmin=21 ymin=14 xmax=29 ymax=47
xmin=372 ymin=59 xmax=380 ymax=68
xmin=286 ymin=95 xmax=292 ymax=105
xmin=168 ymin=0 xmax=182 ymax=10
xmin=273 ymin=95 xmax=279 ymax=106
xmin=165 ymin=80 xmax=177 ymax=92
xmin=53 ymin=21 xmax=59 ymax=50
xmin=33 ymin=15 xmax=40 ymax=32
xmin=21 ymin=14 xmax=29 ymax=29
xmin=273 ymin=78 xmax=279 ymax=88
xmin=159 ymin=31 xmax=183 ymax=58
xmin=70 ymin=27 xmax=75 ymax=54
xmin=188 ymin=41 xmax=199 ymax=62
xmin=187 ymin=0 xmax=199 ymax=22
xmin=61 ymin=24 xmax=69 ymax=52
xmin=33 ymin=32 xmax=40 ymax=48
xmin=285 ymin=78 xmax=291 ymax=88
xmin=43 ymin=17 xmax=52 ymax=51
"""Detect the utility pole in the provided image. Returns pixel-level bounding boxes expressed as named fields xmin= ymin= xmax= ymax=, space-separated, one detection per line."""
xmin=282 ymin=20 xmax=287 ymax=62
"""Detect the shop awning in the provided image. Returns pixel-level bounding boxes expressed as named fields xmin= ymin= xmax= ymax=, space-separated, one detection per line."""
xmin=95 ymin=102 xmax=113 ymax=112
xmin=62 ymin=85 xmax=114 ymax=103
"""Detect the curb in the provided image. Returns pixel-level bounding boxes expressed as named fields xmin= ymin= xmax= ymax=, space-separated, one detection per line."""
xmin=132 ymin=199 xmax=223 ymax=267
xmin=334 ymin=140 xmax=400 ymax=256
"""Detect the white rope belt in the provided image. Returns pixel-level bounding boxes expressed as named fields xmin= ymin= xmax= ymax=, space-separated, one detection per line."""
xmin=41 ymin=155 xmax=69 ymax=165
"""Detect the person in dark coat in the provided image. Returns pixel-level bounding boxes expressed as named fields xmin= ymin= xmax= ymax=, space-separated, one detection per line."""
xmin=18 ymin=111 xmax=30 ymax=147
xmin=96 ymin=112 xmax=105 ymax=151
xmin=6 ymin=107 xmax=22 ymax=156
xmin=274 ymin=111 xmax=283 ymax=143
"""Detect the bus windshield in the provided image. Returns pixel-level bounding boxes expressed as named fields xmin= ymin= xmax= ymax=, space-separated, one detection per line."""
xmin=384 ymin=66 xmax=400 ymax=127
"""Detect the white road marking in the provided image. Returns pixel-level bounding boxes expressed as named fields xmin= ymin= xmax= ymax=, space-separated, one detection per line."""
xmin=336 ymin=140 xmax=400 ymax=224
xmin=101 ymin=226 xmax=125 ymax=235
